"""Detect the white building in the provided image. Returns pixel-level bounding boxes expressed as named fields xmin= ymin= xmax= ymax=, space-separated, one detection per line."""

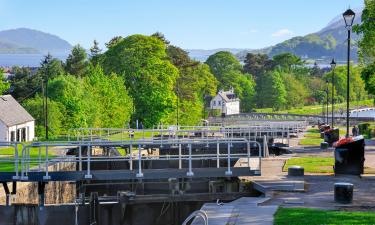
xmin=0 ymin=95 xmax=35 ymax=142
xmin=210 ymin=88 xmax=240 ymax=115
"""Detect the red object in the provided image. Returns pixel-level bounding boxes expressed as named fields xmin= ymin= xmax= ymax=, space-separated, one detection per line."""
xmin=334 ymin=137 xmax=353 ymax=147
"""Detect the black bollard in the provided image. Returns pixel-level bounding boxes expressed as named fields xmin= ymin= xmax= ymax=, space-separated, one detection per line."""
xmin=334 ymin=182 xmax=353 ymax=204
xmin=288 ymin=166 xmax=304 ymax=176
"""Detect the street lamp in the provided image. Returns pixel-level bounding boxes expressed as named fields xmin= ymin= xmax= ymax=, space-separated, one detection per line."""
xmin=330 ymin=58 xmax=336 ymax=128
xmin=326 ymin=79 xmax=329 ymax=124
xmin=343 ymin=8 xmax=355 ymax=137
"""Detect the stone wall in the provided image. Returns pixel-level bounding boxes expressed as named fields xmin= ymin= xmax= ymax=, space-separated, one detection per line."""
xmin=0 ymin=162 xmax=76 ymax=205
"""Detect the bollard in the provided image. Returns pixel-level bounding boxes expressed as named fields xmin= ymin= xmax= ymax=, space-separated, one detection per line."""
xmin=334 ymin=182 xmax=353 ymax=204
xmin=320 ymin=142 xmax=329 ymax=150
xmin=288 ymin=166 xmax=304 ymax=176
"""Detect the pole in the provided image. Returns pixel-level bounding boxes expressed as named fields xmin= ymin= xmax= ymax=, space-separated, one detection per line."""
xmin=346 ymin=29 xmax=350 ymax=137
xmin=45 ymin=65 xmax=49 ymax=140
xmin=331 ymin=67 xmax=335 ymax=128
xmin=326 ymin=86 xmax=329 ymax=124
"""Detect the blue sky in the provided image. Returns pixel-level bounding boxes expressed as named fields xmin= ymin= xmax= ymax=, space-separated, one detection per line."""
xmin=0 ymin=0 xmax=364 ymax=49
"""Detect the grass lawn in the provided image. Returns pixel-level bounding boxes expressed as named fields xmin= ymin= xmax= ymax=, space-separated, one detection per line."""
xmin=256 ymin=99 xmax=373 ymax=115
xmin=107 ymin=131 xmax=154 ymax=141
xmin=283 ymin=157 xmax=334 ymax=173
xmin=0 ymin=144 xmax=56 ymax=172
xmin=299 ymin=128 xmax=323 ymax=146
xmin=274 ymin=207 xmax=375 ymax=225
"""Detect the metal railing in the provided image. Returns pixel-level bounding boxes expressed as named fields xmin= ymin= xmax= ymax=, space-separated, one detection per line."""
xmin=7 ymin=138 xmax=262 ymax=181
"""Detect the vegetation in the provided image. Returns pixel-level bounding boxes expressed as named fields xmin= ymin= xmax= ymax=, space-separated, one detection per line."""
xmin=283 ymin=157 xmax=334 ymax=173
xmin=354 ymin=0 xmax=375 ymax=99
xmin=1 ymin=27 xmax=372 ymax=138
xmin=0 ymin=69 xmax=9 ymax=94
xmin=274 ymin=207 xmax=375 ymax=225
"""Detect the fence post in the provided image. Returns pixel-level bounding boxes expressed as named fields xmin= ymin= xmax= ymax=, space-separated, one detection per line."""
xmin=186 ymin=144 xmax=194 ymax=176
xmin=43 ymin=145 xmax=51 ymax=180
xmin=179 ymin=143 xmax=182 ymax=169
xmin=129 ymin=144 xmax=133 ymax=171
xmin=216 ymin=141 xmax=220 ymax=168
xmin=225 ymin=142 xmax=232 ymax=176
xmin=136 ymin=144 xmax=143 ymax=178
xmin=85 ymin=144 xmax=92 ymax=179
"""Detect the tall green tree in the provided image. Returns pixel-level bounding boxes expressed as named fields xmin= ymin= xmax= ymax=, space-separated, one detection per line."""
xmin=273 ymin=53 xmax=303 ymax=72
xmin=90 ymin=40 xmax=102 ymax=66
xmin=256 ymin=70 xmax=287 ymax=110
xmin=354 ymin=0 xmax=375 ymax=96
xmin=206 ymin=51 xmax=256 ymax=112
xmin=243 ymin=53 xmax=274 ymax=78
xmin=102 ymin=34 xmax=178 ymax=127
xmin=23 ymin=95 xmax=64 ymax=138
xmin=166 ymin=45 xmax=218 ymax=124
xmin=65 ymin=44 xmax=89 ymax=77
xmin=0 ymin=70 xmax=9 ymax=94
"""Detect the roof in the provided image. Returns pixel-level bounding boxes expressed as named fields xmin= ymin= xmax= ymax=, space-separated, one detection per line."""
xmin=0 ymin=95 xmax=35 ymax=127
xmin=217 ymin=89 xmax=239 ymax=103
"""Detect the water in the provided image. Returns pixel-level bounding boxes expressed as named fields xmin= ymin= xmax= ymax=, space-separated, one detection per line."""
xmin=0 ymin=53 xmax=68 ymax=67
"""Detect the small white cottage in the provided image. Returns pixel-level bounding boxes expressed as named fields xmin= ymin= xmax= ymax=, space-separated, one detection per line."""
xmin=210 ymin=88 xmax=240 ymax=115
xmin=0 ymin=95 xmax=35 ymax=142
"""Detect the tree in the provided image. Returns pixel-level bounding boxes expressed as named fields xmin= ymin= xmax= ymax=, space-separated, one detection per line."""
xmin=105 ymin=36 xmax=123 ymax=48
xmin=354 ymin=0 xmax=375 ymax=65
xmin=273 ymin=53 xmax=303 ymax=72
xmin=65 ymin=44 xmax=89 ymax=77
xmin=282 ymin=73 xmax=308 ymax=108
xmin=90 ymin=40 xmax=102 ymax=56
xmin=102 ymin=34 xmax=179 ymax=127
xmin=151 ymin=32 xmax=170 ymax=45
xmin=90 ymin=40 xmax=102 ymax=66
xmin=23 ymin=95 xmax=64 ymax=138
xmin=256 ymin=70 xmax=287 ymax=110
xmin=83 ymin=66 xmax=133 ymax=128
xmin=354 ymin=0 xmax=375 ymax=96
xmin=8 ymin=66 xmax=40 ymax=101
xmin=243 ymin=53 xmax=274 ymax=78
xmin=0 ymin=70 xmax=10 ymax=94
xmin=206 ymin=51 xmax=256 ymax=112
xmin=38 ymin=53 xmax=65 ymax=80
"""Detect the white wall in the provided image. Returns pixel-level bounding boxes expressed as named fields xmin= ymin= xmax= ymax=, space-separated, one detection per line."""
xmin=0 ymin=121 xmax=8 ymax=142
xmin=225 ymin=101 xmax=240 ymax=115
xmin=8 ymin=121 xmax=35 ymax=142
xmin=210 ymin=95 xmax=240 ymax=115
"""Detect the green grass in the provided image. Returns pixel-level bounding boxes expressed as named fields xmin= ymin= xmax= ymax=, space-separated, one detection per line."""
xmin=256 ymin=99 xmax=374 ymax=115
xmin=283 ymin=157 xmax=334 ymax=173
xmin=0 ymin=144 xmax=56 ymax=172
xmin=274 ymin=207 xmax=375 ymax=225
xmin=299 ymin=128 xmax=323 ymax=146
xmin=106 ymin=131 xmax=154 ymax=141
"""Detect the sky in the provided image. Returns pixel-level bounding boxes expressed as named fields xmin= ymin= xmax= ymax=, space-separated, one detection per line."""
xmin=0 ymin=0 xmax=364 ymax=50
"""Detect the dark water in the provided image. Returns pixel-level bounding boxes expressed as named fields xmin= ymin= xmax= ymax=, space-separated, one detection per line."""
xmin=0 ymin=53 xmax=68 ymax=67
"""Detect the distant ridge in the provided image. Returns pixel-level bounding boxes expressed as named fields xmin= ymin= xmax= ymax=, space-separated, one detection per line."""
xmin=0 ymin=28 xmax=72 ymax=54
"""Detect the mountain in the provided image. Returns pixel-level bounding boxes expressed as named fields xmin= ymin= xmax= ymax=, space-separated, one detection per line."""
xmin=236 ymin=8 xmax=363 ymax=64
xmin=187 ymin=48 xmax=252 ymax=62
xmin=0 ymin=28 xmax=72 ymax=54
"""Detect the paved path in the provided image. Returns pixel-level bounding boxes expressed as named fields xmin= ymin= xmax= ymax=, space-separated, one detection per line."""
xmin=192 ymin=197 xmax=278 ymax=225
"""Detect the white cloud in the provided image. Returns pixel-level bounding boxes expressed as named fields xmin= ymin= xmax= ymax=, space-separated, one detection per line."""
xmin=271 ymin=29 xmax=294 ymax=37
xmin=249 ymin=29 xmax=258 ymax=33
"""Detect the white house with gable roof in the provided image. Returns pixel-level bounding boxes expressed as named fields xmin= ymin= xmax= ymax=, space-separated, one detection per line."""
xmin=0 ymin=95 xmax=35 ymax=142
xmin=210 ymin=88 xmax=240 ymax=115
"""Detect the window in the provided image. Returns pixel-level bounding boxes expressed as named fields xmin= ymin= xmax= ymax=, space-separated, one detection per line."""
xmin=10 ymin=131 xmax=15 ymax=142
xmin=218 ymin=101 xmax=221 ymax=106
xmin=213 ymin=100 xmax=216 ymax=106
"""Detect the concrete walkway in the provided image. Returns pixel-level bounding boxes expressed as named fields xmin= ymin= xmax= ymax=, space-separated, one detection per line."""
xmin=191 ymin=197 xmax=278 ymax=225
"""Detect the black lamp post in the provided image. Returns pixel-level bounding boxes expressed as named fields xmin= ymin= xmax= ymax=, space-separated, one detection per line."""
xmin=330 ymin=58 xmax=336 ymax=128
xmin=343 ymin=8 xmax=355 ymax=137
xmin=326 ymin=79 xmax=329 ymax=124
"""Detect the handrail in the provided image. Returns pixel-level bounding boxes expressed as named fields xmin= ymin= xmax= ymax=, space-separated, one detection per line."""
xmin=182 ymin=210 xmax=208 ymax=225
xmin=16 ymin=138 xmax=262 ymax=181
